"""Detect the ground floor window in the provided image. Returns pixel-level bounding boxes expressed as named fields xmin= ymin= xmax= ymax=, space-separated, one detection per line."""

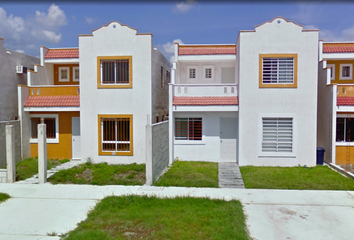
xmin=336 ymin=118 xmax=354 ymax=142
xmin=30 ymin=114 xmax=59 ymax=143
xmin=262 ymin=118 xmax=293 ymax=153
xmin=98 ymin=115 xmax=133 ymax=155
xmin=175 ymin=118 xmax=202 ymax=140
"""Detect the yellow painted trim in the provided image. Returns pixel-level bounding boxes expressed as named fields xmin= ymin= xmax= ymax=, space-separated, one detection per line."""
xmin=97 ymin=56 xmax=133 ymax=89
xmin=97 ymin=114 xmax=133 ymax=156
xmin=259 ymin=54 xmax=298 ymax=88
xmin=54 ymin=64 xmax=79 ymax=85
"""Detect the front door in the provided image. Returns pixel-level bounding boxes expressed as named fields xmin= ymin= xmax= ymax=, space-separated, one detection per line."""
xmin=220 ymin=118 xmax=237 ymax=162
xmin=72 ymin=117 xmax=81 ymax=159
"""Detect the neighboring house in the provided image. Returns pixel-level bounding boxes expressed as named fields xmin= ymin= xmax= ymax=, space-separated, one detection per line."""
xmin=0 ymin=38 xmax=39 ymax=121
xmin=170 ymin=17 xmax=319 ymax=166
xmin=18 ymin=21 xmax=171 ymax=163
xmin=318 ymin=41 xmax=354 ymax=165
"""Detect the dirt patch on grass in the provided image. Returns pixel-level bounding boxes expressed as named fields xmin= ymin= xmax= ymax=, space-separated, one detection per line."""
xmin=103 ymin=223 xmax=155 ymax=239
xmin=76 ymin=169 xmax=93 ymax=182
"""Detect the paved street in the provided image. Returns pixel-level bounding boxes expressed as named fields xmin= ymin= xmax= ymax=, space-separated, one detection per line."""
xmin=0 ymin=184 xmax=354 ymax=240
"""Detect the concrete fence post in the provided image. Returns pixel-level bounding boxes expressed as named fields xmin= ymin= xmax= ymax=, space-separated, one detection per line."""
xmin=145 ymin=124 xmax=153 ymax=186
xmin=6 ymin=125 xmax=16 ymax=183
xmin=38 ymin=123 xmax=47 ymax=183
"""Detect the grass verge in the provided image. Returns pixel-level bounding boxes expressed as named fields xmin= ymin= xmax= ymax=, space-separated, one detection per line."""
xmin=0 ymin=193 xmax=10 ymax=203
xmin=154 ymin=161 xmax=218 ymax=188
xmin=49 ymin=162 xmax=145 ymax=185
xmin=64 ymin=195 xmax=250 ymax=240
xmin=240 ymin=165 xmax=354 ymax=190
xmin=16 ymin=157 xmax=70 ymax=181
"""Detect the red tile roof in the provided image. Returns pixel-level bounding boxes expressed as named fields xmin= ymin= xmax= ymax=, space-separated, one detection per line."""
xmin=45 ymin=49 xmax=79 ymax=59
xmin=337 ymin=96 xmax=354 ymax=106
xmin=24 ymin=95 xmax=80 ymax=107
xmin=178 ymin=45 xmax=236 ymax=55
xmin=323 ymin=43 xmax=354 ymax=53
xmin=173 ymin=96 xmax=238 ymax=106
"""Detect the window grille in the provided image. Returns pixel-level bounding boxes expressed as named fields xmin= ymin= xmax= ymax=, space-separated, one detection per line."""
xmin=31 ymin=118 xmax=56 ymax=139
xmin=101 ymin=118 xmax=130 ymax=152
xmin=175 ymin=118 xmax=202 ymax=140
xmin=262 ymin=118 xmax=293 ymax=152
xmin=262 ymin=58 xmax=294 ymax=84
xmin=205 ymin=68 xmax=212 ymax=78
xmin=336 ymin=118 xmax=354 ymax=142
xmin=189 ymin=68 xmax=196 ymax=78
xmin=342 ymin=66 xmax=350 ymax=77
xmin=101 ymin=59 xmax=129 ymax=84
xmin=161 ymin=66 xmax=164 ymax=88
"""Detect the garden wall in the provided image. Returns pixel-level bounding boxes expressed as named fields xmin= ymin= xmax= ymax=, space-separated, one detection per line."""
xmin=0 ymin=120 xmax=21 ymax=168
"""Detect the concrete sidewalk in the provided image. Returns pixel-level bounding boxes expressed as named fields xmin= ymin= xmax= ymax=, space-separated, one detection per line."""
xmin=0 ymin=184 xmax=354 ymax=240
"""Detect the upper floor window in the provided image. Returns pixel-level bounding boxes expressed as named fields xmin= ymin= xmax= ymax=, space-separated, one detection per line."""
xmin=97 ymin=56 xmax=132 ymax=88
xmin=73 ymin=67 xmax=79 ymax=82
xmin=166 ymin=70 xmax=171 ymax=83
xmin=327 ymin=64 xmax=335 ymax=81
xmin=340 ymin=64 xmax=352 ymax=80
xmin=259 ymin=54 xmax=297 ymax=88
xmin=205 ymin=68 xmax=212 ymax=78
xmin=188 ymin=67 xmax=196 ymax=79
xmin=59 ymin=67 xmax=69 ymax=82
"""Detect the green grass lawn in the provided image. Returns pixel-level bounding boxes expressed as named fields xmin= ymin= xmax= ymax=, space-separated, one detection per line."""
xmin=16 ymin=157 xmax=70 ymax=181
xmin=0 ymin=193 xmax=10 ymax=203
xmin=63 ymin=195 xmax=250 ymax=240
xmin=154 ymin=161 xmax=218 ymax=188
xmin=49 ymin=162 xmax=145 ymax=185
xmin=240 ymin=165 xmax=354 ymax=190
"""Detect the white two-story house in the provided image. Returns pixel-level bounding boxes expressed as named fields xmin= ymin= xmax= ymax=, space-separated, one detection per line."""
xmin=18 ymin=21 xmax=171 ymax=164
xmin=170 ymin=17 xmax=319 ymax=166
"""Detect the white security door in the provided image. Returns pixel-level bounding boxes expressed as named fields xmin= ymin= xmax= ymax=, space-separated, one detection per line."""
xmin=220 ymin=118 xmax=237 ymax=162
xmin=72 ymin=117 xmax=81 ymax=159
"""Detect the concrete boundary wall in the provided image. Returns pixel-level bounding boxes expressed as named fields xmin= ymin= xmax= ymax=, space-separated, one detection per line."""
xmin=146 ymin=121 xmax=169 ymax=185
xmin=0 ymin=120 xmax=21 ymax=168
xmin=0 ymin=169 xmax=7 ymax=183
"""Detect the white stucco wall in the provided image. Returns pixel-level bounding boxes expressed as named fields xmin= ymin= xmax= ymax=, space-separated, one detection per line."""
xmin=238 ymin=18 xmax=319 ymax=166
xmin=0 ymin=39 xmax=39 ymax=121
xmin=79 ymin=22 xmax=153 ymax=164
xmin=176 ymin=61 xmax=235 ymax=84
xmin=174 ymin=111 xmax=238 ymax=162
xmin=151 ymin=48 xmax=171 ymax=123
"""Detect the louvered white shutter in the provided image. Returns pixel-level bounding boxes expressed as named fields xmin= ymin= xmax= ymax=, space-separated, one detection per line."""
xmin=262 ymin=118 xmax=293 ymax=152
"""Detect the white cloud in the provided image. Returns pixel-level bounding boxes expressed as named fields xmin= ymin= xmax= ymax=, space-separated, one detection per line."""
xmin=85 ymin=17 xmax=96 ymax=24
xmin=157 ymin=39 xmax=184 ymax=61
xmin=174 ymin=0 xmax=196 ymax=13
xmin=35 ymin=4 xmax=67 ymax=28
xmin=15 ymin=49 xmax=25 ymax=53
xmin=0 ymin=5 xmax=67 ymax=55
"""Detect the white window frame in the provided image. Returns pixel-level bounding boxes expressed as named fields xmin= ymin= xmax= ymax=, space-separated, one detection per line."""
xmin=72 ymin=66 xmax=79 ymax=82
xmin=174 ymin=115 xmax=205 ymax=145
xmin=58 ymin=67 xmax=70 ymax=82
xmin=327 ymin=64 xmax=335 ymax=81
xmin=30 ymin=114 xmax=59 ymax=144
xmin=258 ymin=113 xmax=296 ymax=157
xmin=187 ymin=66 xmax=197 ymax=80
xmin=203 ymin=65 xmax=214 ymax=80
xmin=339 ymin=64 xmax=352 ymax=80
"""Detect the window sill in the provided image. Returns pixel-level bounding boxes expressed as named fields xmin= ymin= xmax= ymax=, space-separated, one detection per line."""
xmin=174 ymin=140 xmax=205 ymax=145
xmin=336 ymin=142 xmax=354 ymax=146
xmin=30 ymin=139 xmax=59 ymax=144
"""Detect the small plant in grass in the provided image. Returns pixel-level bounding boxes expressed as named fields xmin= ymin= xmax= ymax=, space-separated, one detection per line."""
xmin=154 ymin=161 xmax=218 ymax=188
xmin=16 ymin=157 xmax=70 ymax=181
xmin=240 ymin=165 xmax=354 ymax=190
xmin=85 ymin=156 xmax=93 ymax=166
xmin=0 ymin=193 xmax=10 ymax=203
xmin=49 ymin=163 xmax=146 ymax=185
xmin=63 ymin=195 xmax=250 ymax=240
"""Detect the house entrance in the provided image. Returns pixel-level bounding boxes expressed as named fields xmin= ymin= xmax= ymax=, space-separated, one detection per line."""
xmin=220 ymin=118 xmax=237 ymax=162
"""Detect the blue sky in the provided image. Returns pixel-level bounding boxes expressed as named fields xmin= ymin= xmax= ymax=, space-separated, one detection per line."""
xmin=1 ymin=1 xmax=354 ymax=60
